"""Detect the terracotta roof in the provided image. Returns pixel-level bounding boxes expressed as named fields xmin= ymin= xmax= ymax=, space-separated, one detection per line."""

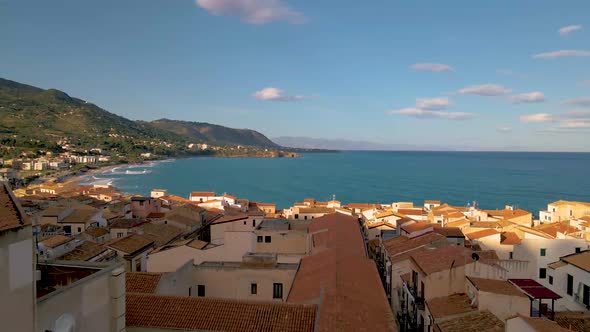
xmin=433 ymin=226 xmax=464 ymax=238
xmin=367 ymin=221 xmax=396 ymax=229
xmin=425 ymin=200 xmax=441 ymax=204
xmin=60 ymin=205 xmax=99 ymax=224
xmin=536 ymin=222 xmax=581 ymax=237
xmin=40 ymin=235 xmax=73 ymax=248
xmin=189 ymin=191 xmax=216 ymax=197
xmin=579 ymin=216 xmax=590 ymax=222
xmin=289 ymin=213 xmax=396 ymax=332
xmin=444 ymin=219 xmax=470 ymax=228
xmin=139 ymin=223 xmax=183 ymax=247
xmin=126 ymin=272 xmax=162 ymax=293
xmin=83 ymin=227 xmax=109 ymax=238
xmin=467 ymin=277 xmax=527 ymax=297
xmin=401 ymin=222 xmax=433 ymax=233
xmin=146 ymin=212 xmax=166 ymax=219
xmin=166 ymin=213 xmax=201 ymax=227
xmin=384 ymin=232 xmax=446 ymax=263
xmin=411 ymin=245 xmax=473 ymax=275
xmin=107 ymin=234 xmax=154 ymax=255
xmin=555 ymin=311 xmax=590 ymax=332
xmin=465 ymin=229 xmax=500 ymax=240
xmin=58 ymin=241 xmax=108 ymax=261
xmin=110 ymin=218 xmax=147 ymax=229
xmin=548 ymin=260 xmax=567 ymax=269
xmin=397 ymin=208 xmax=423 ymax=216
xmin=513 ymin=315 xmax=573 ymax=332
xmin=346 ymin=203 xmax=378 ymax=209
xmin=211 ymin=213 xmax=248 ymax=225
xmin=515 ymin=226 xmax=554 ymax=239
xmin=427 ymin=293 xmax=476 ymax=319
xmin=0 ymin=182 xmax=28 ymax=232
xmin=375 ymin=210 xmax=404 ymax=219
xmin=435 ymin=310 xmax=504 ymax=332
xmin=500 ymin=231 xmax=522 ymax=245
xmin=127 ymin=293 xmax=317 ymax=332
xmin=560 ymin=250 xmax=590 ymax=272
xmin=299 ymin=207 xmax=335 ymax=214
xmin=484 ymin=208 xmax=531 ymax=221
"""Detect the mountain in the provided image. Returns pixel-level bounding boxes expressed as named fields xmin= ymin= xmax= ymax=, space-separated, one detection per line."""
xmin=272 ymin=136 xmax=457 ymax=151
xmin=0 ymin=78 xmax=283 ymax=158
xmin=146 ymin=119 xmax=279 ymax=148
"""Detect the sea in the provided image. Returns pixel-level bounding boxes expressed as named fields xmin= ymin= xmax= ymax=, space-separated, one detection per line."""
xmin=83 ymin=151 xmax=590 ymax=216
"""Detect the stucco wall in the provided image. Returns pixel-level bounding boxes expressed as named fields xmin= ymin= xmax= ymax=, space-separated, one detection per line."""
xmin=192 ymin=264 xmax=297 ymax=302
xmin=0 ymin=226 xmax=35 ymax=332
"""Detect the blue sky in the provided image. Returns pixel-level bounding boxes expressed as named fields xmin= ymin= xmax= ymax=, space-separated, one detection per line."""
xmin=2 ymin=0 xmax=590 ymax=151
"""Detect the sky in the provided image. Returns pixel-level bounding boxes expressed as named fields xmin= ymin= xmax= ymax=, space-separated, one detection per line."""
xmin=2 ymin=0 xmax=590 ymax=151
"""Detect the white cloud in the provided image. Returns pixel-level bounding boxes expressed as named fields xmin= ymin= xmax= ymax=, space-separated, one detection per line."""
xmin=252 ymin=87 xmax=309 ymax=101
xmin=195 ymin=0 xmax=304 ymax=24
xmin=559 ymin=25 xmax=582 ymax=36
xmin=497 ymin=126 xmax=512 ymax=133
xmin=533 ymin=50 xmax=590 ymax=59
xmin=459 ymin=84 xmax=512 ymax=96
xmin=410 ymin=63 xmax=453 ymax=72
xmin=520 ymin=113 xmax=554 ymax=123
xmin=415 ymin=97 xmax=452 ymax=110
xmin=511 ymin=92 xmax=546 ymax=103
xmin=563 ymin=97 xmax=590 ymax=107
xmin=387 ymin=107 xmax=472 ymax=120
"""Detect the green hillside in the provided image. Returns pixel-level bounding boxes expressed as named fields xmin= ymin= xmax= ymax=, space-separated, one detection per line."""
xmin=0 ymin=78 xmax=284 ymax=159
xmin=147 ymin=119 xmax=279 ymax=148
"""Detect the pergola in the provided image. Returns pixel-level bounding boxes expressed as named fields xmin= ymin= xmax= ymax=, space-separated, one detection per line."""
xmin=509 ymin=278 xmax=561 ymax=320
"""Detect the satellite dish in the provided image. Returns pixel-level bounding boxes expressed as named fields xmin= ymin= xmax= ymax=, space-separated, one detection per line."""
xmin=54 ymin=313 xmax=75 ymax=332
xmin=471 ymin=253 xmax=480 ymax=261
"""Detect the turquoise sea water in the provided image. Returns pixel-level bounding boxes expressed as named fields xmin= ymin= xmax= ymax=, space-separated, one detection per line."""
xmin=86 ymin=151 xmax=590 ymax=215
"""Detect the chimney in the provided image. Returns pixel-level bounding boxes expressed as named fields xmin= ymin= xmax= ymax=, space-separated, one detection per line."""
xmin=110 ymin=267 xmax=126 ymax=332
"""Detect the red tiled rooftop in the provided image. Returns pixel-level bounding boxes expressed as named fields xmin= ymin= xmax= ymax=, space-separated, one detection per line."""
xmin=401 ymin=222 xmax=433 ymax=233
xmin=397 ymin=208 xmax=424 ymax=216
xmin=126 ymin=272 xmax=162 ymax=293
xmin=127 ymin=293 xmax=317 ymax=332
xmin=467 ymin=277 xmax=527 ymax=297
xmin=500 ymin=231 xmax=522 ymax=245
xmin=465 ymin=229 xmax=500 ymax=240
xmin=0 ymin=182 xmax=29 ymax=232
xmin=289 ymin=213 xmax=396 ymax=332
xmin=411 ymin=245 xmax=474 ymax=275
xmin=427 ymin=293 xmax=476 ymax=319
xmin=190 ymin=191 xmax=216 ymax=197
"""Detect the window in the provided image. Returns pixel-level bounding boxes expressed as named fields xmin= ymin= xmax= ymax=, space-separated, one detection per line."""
xmin=77 ymin=227 xmax=82 ymax=233
xmin=570 ymin=210 xmax=573 ymax=216
xmin=251 ymin=283 xmax=257 ymax=295
xmin=539 ymin=268 xmax=546 ymax=279
xmin=117 ymin=232 xmax=124 ymax=238
xmin=567 ymin=274 xmax=574 ymax=296
xmin=549 ymin=276 xmax=553 ymax=285
xmin=243 ymin=220 xmax=246 ymax=225
xmin=273 ymin=283 xmax=283 ymax=299
xmin=257 ymin=236 xmax=263 ymax=243
xmin=509 ymin=252 xmax=513 ymax=260
xmin=197 ymin=285 xmax=205 ymax=297
xmin=420 ymin=281 xmax=425 ymax=298
xmin=189 ymin=288 xmax=191 ymax=296
xmin=304 ymin=215 xmax=308 ymax=220
xmin=540 ymin=248 xmax=546 ymax=256
xmin=252 ymin=220 xmax=255 ymax=227
xmin=584 ymin=284 xmax=589 ymax=306
xmin=265 ymin=236 xmax=271 ymax=243
xmin=294 ymin=214 xmax=299 ymax=219
xmin=576 ymin=247 xmax=581 ymax=253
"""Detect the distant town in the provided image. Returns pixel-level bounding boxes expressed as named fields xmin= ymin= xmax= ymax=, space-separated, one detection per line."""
xmin=2 ymin=177 xmax=589 ymax=331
